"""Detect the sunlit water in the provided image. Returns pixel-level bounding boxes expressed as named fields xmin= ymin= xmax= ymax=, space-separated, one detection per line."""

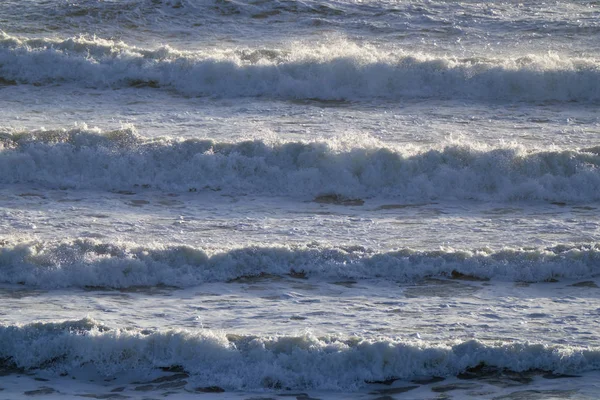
xmin=1 ymin=1 xmax=599 ymax=398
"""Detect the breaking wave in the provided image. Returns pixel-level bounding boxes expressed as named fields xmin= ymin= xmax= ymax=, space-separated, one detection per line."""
xmin=1 ymin=127 xmax=599 ymax=202
xmin=2 ymin=33 xmax=600 ymax=102
xmin=1 ymin=239 xmax=599 ymax=288
xmin=0 ymin=318 xmax=598 ymax=390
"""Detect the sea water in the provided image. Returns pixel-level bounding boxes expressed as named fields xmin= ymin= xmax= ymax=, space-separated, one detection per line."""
xmin=1 ymin=1 xmax=600 ymax=399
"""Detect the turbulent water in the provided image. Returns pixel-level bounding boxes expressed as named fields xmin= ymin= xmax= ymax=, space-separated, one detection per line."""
xmin=1 ymin=1 xmax=600 ymax=399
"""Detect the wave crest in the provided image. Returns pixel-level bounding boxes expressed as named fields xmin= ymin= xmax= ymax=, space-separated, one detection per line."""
xmin=1 ymin=239 xmax=599 ymax=288
xmin=0 ymin=317 xmax=598 ymax=389
xmin=1 ymin=127 xmax=600 ymax=201
xmin=2 ymin=33 xmax=600 ymax=102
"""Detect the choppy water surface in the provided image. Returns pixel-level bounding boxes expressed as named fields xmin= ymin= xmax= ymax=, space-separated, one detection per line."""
xmin=1 ymin=1 xmax=599 ymax=398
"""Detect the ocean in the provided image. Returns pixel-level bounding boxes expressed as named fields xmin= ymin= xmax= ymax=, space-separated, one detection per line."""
xmin=1 ymin=0 xmax=600 ymax=399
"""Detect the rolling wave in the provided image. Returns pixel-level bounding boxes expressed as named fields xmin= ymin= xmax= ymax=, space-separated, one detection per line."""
xmin=2 ymin=33 xmax=600 ymax=102
xmin=1 ymin=127 xmax=600 ymax=202
xmin=0 ymin=317 xmax=598 ymax=390
xmin=1 ymin=239 xmax=599 ymax=288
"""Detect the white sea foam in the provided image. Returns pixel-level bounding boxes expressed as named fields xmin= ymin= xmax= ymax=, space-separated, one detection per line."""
xmin=0 ymin=239 xmax=599 ymax=288
xmin=1 ymin=33 xmax=600 ymax=102
xmin=1 ymin=127 xmax=599 ymax=202
xmin=0 ymin=317 xmax=598 ymax=390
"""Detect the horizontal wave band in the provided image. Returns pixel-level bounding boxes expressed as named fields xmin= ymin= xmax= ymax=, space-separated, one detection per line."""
xmin=1 ymin=127 xmax=600 ymax=202
xmin=2 ymin=33 xmax=600 ymax=102
xmin=1 ymin=239 xmax=599 ymax=288
xmin=0 ymin=318 xmax=599 ymax=390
